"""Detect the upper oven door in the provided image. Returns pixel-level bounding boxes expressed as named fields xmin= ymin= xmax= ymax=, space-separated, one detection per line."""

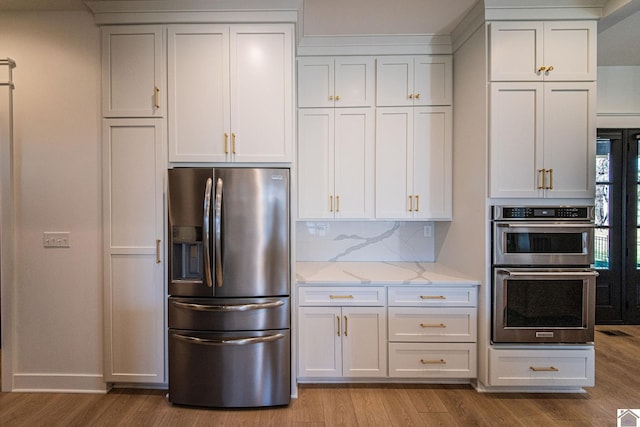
xmin=493 ymin=222 xmax=594 ymax=266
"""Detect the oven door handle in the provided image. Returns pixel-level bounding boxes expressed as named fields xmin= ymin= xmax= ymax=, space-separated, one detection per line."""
xmin=498 ymin=269 xmax=599 ymax=277
xmin=495 ymin=223 xmax=595 ymax=228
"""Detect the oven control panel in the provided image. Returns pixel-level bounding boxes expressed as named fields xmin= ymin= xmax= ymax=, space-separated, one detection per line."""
xmin=493 ymin=206 xmax=593 ymax=221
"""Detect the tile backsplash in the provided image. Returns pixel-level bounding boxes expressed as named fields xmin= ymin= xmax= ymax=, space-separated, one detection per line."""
xmin=295 ymin=221 xmax=435 ymax=262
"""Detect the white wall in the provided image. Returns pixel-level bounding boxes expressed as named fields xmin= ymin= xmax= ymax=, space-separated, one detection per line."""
xmin=0 ymin=11 xmax=104 ymax=392
xmin=597 ymin=66 xmax=640 ymax=128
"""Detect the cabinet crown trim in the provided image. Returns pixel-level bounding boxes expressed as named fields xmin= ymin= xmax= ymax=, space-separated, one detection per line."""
xmin=87 ymin=0 xmax=302 ymax=25
xmin=298 ymin=35 xmax=452 ymax=56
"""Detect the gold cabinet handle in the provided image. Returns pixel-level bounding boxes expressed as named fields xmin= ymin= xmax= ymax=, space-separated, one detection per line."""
xmin=421 ymin=359 xmax=446 ymax=364
xmin=420 ymin=323 xmax=446 ymax=328
xmin=530 ymin=366 xmax=558 ymax=372
xmin=329 ymin=195 xmax=334 ymax=212
xmin=537 ymin=169 xmax=545 ymax=189
xmin=547 ymin=168 xmax=553 ymax=190
xmin=335 ymin=95 xmax=340 ymax=101
xmin=336 ymin=195 xmax=340 ymax=212
xmin=415 ymin=195 xmax=420 ymax=212
xmin=537 ymin=66 xmax=547 ymax=73
xmin=420 ymin=295 xmax=446 ymax=300
xmin=231 ymin=133 xmax=236 ymax=154
xmin=224 ymin=133 xmax=229 ymax=154
xmin=330 ymin=295 xmax=354 ymax=299
xmin=154 ymin=86 xmax=160 ymax=109
xmin=155 ymin=239 xmax=161 ymax=264
xmin=408 ymin=94 xmax=414 ymax=99
xmin=337 ymin=315 xmax=340 ymax=337
xmin=547 ymin=65 xmax=554 ymax=72
xmin=329 ymin=95 xmax=334 ymax=101
xmin=408 ymin=195 xmax=413 ymax=212
xmin=415 ymin=93 xmax=421 ymax=99
xmin=344 ymin=315 xmax=348 ymax=337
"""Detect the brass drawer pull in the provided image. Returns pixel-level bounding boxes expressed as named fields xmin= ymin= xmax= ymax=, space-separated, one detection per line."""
xmin=530 ymin=366 xmax=559 ymax=372
xmin=421 ymin=359 xmax=446 ymax=364
xmin=330 ymin=295 xmax=354 ymax=299
xmin=420 ymin=295 xmax=446 ymax=300
xmin=420 ymin=323 xmax=446 ymax=328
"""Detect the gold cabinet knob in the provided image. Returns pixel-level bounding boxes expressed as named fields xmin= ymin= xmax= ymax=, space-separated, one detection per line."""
xmin=547 ymin=65 xmax=554 ymax=72
xmin=329 ymin=95 xmax=334 ymax=101
xmin=537 ymin=66 xmax=547 ymax=73
xmin=335 ymin=95 xmax=340 ymax=101
xmin=415 ymin=93 xmax=421 ymax=99
xmin=408 ymin=94 xmax=414 ymax=99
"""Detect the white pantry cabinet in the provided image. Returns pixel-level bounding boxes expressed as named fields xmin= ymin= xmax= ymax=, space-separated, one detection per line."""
xmin=489 ymin=82 xmax=596 ymax=199
xmin=167 ymin=24 xmax=293 ymax=163
xmin=102 ymin=119 xmax=165 ymax=384
xmin=375 ymin=106 xmax=452 ymax=219
xmin=297 ymin=108 xmax=374 ymax=219
xmin=101 ymin=26 xmax=165 ymax=118
xmin=376 ymin=56 xmax=452 ymax=107
xmin=489 ymin=21 xmax=597 ymax=82
xmin=297 ymin=57 xmax=375 ymax=108
xmin=297 ymin=287 xmax=387 ymax=379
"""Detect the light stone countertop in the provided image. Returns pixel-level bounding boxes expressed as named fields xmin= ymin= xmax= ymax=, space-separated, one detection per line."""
xmin=295 ymin=262 xmax=480 ymax=286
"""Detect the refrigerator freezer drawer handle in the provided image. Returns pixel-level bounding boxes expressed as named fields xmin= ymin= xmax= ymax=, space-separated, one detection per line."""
xmin=173 ymin=333 xmax=286 ymax=346
xmin=214 ymin=177 xmax=223 ymax=288
xmin=203 ymin=177 xmax=213 ymax=288
xmin=171 ymin=300 xmax=284 ymax=312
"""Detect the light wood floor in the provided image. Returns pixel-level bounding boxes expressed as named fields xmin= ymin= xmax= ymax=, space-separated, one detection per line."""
xmin=1 ymin=325 xmax=639 ymax=426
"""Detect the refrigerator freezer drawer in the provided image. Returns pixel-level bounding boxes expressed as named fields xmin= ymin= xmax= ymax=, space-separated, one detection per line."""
xmin=168 ymin=297 xmax=290 ymax=331
xmin=168 ymin=329 xmax=291 ymax=407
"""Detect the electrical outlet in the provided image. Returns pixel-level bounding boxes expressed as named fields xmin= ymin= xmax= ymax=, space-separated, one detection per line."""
xmin=423 ymin=225 xmax=433 ymax=238
xmin=43 ymin=232 xmax=70 ymax=248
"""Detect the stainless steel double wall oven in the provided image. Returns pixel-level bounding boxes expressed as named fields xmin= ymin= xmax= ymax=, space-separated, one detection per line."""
xmin=492 ymin=206 xmax=598 ymax=344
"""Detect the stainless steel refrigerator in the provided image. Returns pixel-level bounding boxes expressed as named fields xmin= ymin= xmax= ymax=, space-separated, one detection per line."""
xmin=167 ymin=167 xmax=290 ymax=408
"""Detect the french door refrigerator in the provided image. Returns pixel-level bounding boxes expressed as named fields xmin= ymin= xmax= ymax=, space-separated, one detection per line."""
xmin=167 ymin=167 xmax=290 ymax=408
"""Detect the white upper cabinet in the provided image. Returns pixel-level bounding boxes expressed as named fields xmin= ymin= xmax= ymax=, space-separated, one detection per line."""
xmin=298 ymin=108 xmax=375 ymax=219
xmin=489 ymin=21 xmax=597 ymax=82
xmin=376 ymin=56 xmax=452 ymax=107
xmin=102 ymin=26 xmax=165 ymax=118
xmin=168 ymin=24 xmax=293 ymax=163
xmin=489 ymin=82 xmax=596 ymax=199
xmin=298 ymin=57 xmax=375 ymax=108
xmin=375 ymin=106 xmax=452 ymax=219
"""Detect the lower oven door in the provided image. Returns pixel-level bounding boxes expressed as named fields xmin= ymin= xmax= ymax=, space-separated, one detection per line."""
xmin=492 ymin=268 xmax=597 ymax=343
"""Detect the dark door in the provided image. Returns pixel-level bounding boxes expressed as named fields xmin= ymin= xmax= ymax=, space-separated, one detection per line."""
xmin=595 ymin=129 xmax=640 ymax=324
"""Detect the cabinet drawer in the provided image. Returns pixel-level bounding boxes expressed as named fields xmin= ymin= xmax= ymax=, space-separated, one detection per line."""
xmin=388 ymin=286 xmax=477 ymax=307
xmin=298 ymin=287 xmax=386 ymax=306
xmin=388 ymin=307 xmax=477 ymax=342
xmin=389 ymin=343 xmax=476 ymax=378
xmin=488 ymin=347 xmax=594 ymax=387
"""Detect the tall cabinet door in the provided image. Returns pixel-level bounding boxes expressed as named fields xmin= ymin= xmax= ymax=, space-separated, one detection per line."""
xmin=413 ymin=107 xmax=452 ymax=220
xmin=230 ymin=24 xmax=293 ymax=162
xmin=102 ymin=26 xmax=164 ymax=118
xmin=298 ymin=307 xmax=342 ymax=378
xmin=543 ymin=82 xmax=596 ymax=198
xmin=489 ymin=83 xmax=544 ymax=198
xmin=375 ymin=108 xmax=412 ymax=218
xmin=334 ymin=108 xmax=374 ymax=219
xmin=103 ymin=119 xmax=165 ymax=384
xmin=298 ymin=109 xmax=335 ymax=219
xmin=167 ymin=25 xmax=230 ymax=162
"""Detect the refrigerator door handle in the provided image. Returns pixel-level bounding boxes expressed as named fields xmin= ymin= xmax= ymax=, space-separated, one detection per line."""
xmin=173 ymin=333 xmax=286 ymax=346
xmin=171 ymin=299 xmax=284 ymax=312
xmin=214 ymin=177 xmax=223 ymax=287
xmin=202 ymin=177 xmax=213 ymax=288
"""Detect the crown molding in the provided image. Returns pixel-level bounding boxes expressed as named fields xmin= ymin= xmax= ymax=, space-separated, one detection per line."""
xmin=297 ymin=34 xmax=452 ymax=56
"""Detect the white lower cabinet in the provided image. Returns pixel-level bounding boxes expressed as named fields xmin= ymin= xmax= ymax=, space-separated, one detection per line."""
xmin=387 ymin=286 xmax=477 ymax=379
xmin=488 ymin=347 xmax=594 ymax=387
xmin=297 ymin=287 xmax=387 ymax=378
xmin=297 ymin=284 xmax=478 ymax=382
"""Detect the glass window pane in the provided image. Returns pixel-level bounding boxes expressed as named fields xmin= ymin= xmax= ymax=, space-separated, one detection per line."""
xmin=596 ymin=138 xmax=611 ymax=182
xmin=595 ymin=184 xmax=610 ymax=226
xmin=595 ymin=228 xmax=609 ymax=269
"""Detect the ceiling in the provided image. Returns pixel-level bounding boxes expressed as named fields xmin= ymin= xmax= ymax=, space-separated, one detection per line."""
xmin=0 ymin=0 xmax=638 ymax=66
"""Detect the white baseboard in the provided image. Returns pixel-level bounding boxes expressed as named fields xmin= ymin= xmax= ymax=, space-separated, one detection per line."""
xmin=12 ymin=373 xmax=108 ymax=394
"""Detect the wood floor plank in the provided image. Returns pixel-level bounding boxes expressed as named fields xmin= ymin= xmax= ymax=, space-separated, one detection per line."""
xmin=349 ymin=386 xmax=393 ymax=427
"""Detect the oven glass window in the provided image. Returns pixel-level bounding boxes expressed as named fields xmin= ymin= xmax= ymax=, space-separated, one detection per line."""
xmin=505 ymin=232 xmax=584 ymax=254
xmin=505 ymin=280 xmax=584 ymax=327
